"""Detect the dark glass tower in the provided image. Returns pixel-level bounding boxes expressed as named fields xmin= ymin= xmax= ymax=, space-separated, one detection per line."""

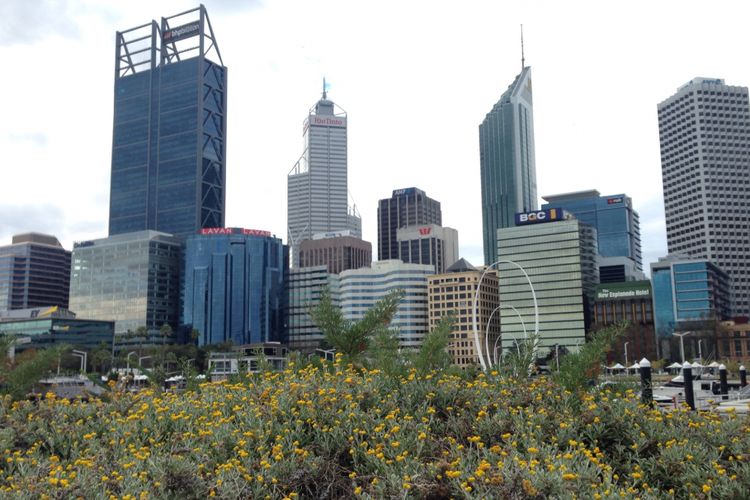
xmin=479 ymin=66 xmax=537 ymax=265
xmin=109 ymin=6 xmax=226 ymax=238
xmin=377 ymin=187 xmax=442 ymax=260
xmin=0 ymin=233 xmax=71 ymax=315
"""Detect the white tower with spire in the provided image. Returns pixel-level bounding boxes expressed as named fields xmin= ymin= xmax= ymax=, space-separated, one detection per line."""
xmin=288 ymin=82 xmax=361 ymax=267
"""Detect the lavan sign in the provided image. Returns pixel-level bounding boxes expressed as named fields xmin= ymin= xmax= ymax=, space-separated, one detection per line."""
xmin=199 ymin=228 xmax=272 ymax=237
xmin=514 ymin=208 xmax=562 ymax=226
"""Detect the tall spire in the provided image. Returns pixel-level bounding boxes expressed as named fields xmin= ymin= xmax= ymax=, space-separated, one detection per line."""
xmin=322 ymin=77 xmax=327 ymax=100
xmin=520 ymin=24 xmax=525 ymax=70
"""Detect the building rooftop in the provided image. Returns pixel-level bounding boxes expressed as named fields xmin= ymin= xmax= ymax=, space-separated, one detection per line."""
xmin=445 ymin=258 xmax=476 ymax=273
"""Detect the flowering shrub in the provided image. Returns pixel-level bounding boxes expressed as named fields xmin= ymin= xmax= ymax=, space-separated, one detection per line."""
xmin=0 ymin=360 xmax=748 ymax=498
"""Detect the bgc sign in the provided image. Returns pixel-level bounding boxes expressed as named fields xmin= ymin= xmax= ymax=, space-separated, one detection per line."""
xmin=515 ymin=208 xmax=562 ymax=226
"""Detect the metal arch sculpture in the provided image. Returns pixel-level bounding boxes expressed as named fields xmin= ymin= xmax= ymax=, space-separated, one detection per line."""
xmin=472 ymin=259 xmax=539 ymax=371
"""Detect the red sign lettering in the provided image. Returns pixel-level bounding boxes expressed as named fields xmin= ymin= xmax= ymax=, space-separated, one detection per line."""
xmin=419 ymin=227 xmax=432 ymax=235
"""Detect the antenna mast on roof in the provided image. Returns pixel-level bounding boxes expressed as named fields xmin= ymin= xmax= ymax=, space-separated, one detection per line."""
xmin=322 ymin=77 xmax=327 ymax=99
xmin=520 ymin=24 xmax=525 ymax=70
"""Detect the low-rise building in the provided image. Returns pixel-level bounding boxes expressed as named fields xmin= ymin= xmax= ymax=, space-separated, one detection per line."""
xmin=428 ymin=258 xmax=499 ymax=368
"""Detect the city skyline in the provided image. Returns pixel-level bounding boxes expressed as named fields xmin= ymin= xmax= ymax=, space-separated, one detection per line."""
xmin=4 ymin=1 xmax=750 ymax=271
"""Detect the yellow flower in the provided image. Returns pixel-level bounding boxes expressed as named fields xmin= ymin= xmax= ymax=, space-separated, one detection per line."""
xmin=702 ymin=484 xmax=711 ymax=493
xmin=527 ymin=447 xmax=538 ymax=454
xmin=562 ymin=473 xmax=577 ymax=480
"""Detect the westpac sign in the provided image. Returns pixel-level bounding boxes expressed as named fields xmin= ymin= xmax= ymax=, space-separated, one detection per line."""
xmin=514 ymin=208 xmax=563 ymax=226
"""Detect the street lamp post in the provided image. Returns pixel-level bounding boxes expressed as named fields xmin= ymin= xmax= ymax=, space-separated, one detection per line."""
xmin=672 ymin=331 xmax=692 ymax=363
xmin=698 ymin=339 xmax=703 ymax=360
xmin=624 ymin=342 xmax=629 ymax=367
xmin=472 ymin=259 xmax=538 ymax=371
xmin=126 ymin=351 xmax=137 ymax=373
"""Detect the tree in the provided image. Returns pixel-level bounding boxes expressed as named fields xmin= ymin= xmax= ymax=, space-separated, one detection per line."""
xmin=412 ymin=315 xmax=454 ymax=374
xmin=553 ymin=323 xmax=626 ymax=393
xmin=0 ymin=337 xmax=70 ymax=400
xmin=92 ymin=344 xmax=111 ymax=374
xmin=159 ymin=323 xmax=174 ymax=346
xmin=309 ymin=287 xmax=403 ymax=366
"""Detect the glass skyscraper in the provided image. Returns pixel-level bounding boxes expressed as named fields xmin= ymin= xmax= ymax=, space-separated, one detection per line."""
xmin=69 ymin=231 xmax=182 ymax=337
xmin=651 ymin=255 xmax=731 ymax=359
xmin=541 ymin=190 xmax=643 ymax=277
xmin=182 ymin=229 xmax=288 ymax=346
xmin=479 ymin=66 xmax=537 ymax=266
xmin=658 ymin=78 xmax=750 ymax=316
xmin=288 ymin=88 xmax=361 ymax=267
xmin=109 ymin=6 xmax=226 ymax=238
xmin=0 ymin=233 xmax=71 ymax=316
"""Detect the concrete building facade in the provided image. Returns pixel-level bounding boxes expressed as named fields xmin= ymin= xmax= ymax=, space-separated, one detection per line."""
xmin=288 ymin=89 xmax=361 ymax=266
xmin=339 ymin=260 xmax=433 ymax=349
xmin=396 ymin=224 xmax=458 ymax=274
xmin=298 ymin=233 xmax=371 ymax=274
xmin=497 ymin=213 xmax=599 ymax=354
xmin=428 ymin=258 xmax=500 ymax=368
xmin=657 ymin=77 xmax=750 ymax=316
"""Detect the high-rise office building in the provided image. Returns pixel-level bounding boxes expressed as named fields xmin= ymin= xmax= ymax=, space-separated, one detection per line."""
xmin=339 ymin=260 xmax=434 ymax=349
xmin=657 ymin=77 xmax=750 ymax=316
xmin=299 ymin=232 xmax=372 ymax=274
xmin=497 ymin=210 xmax=599 ymax=354
xmin=287 ymin=265 xmax=340 ymax=353
xmin=288 ymin=88 xmax=361 ymax=267
xmin=69 ymin=231 xmax=182 ymax=338
xmin=651 ymin=255 xmax=731 ymax=359
xmin=0 ymin=233 xmax=71 ymax=315
xmin=182 ymin=228 xmax=288 ymax=346
xmin=542 ymin=190 xmax=642 ymax=275
xmin=377 ymin=187 xmax=442 ymax=261
xmin=396 ymin=224 xmax=459 ymax=274
xmin=427 ymin=258 xmax=500 ymax=368
xmin=109 ymin=6 xmax=226 ymax=238
xmin=479 ymin=66 xmax=537 ymax=266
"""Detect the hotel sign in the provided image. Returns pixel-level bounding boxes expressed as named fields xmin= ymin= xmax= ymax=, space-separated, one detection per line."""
xmin=596 ymin=282 xmax=651 ymax=300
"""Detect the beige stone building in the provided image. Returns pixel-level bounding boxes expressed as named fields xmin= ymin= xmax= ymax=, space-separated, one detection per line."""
xmin=428 ymin=258 xmax=500 ymax=368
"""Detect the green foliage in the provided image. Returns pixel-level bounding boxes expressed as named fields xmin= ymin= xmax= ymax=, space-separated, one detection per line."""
xmin=412 ymin=314 xmax=453 ymax=374
xmin=498 ymin=331 xmax=541 ymax=378
xmin=553 ymin=323 xmax=626 ymax=393
xmin=309 ymin=287 xmax=403 ymax=366
xmin=1 ymin=365 xmax=748 ymax=498
xmin=0 ymin=341 xmax=69 ymax=400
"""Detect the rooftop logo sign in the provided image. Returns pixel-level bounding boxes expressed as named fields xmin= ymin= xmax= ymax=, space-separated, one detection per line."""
xmin=163 ymin=21 xmax=200 ymax=43
xmin=199 ymin=228 xmax=272 ymax=237
xmin=515 ymin=208 xmax=562 ymax=226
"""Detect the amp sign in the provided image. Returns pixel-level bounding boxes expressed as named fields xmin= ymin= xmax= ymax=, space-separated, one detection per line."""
xmin=515 ymin=208 xmax=562 ymax=226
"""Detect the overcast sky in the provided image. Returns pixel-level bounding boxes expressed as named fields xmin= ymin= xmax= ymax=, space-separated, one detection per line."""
xmin=2 ymin=0 xmax=750 ymax=270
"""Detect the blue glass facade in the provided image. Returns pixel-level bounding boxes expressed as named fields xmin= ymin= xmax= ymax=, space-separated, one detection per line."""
xmin=110 ymin=11 xmax=226 ymax=238
xmin=651 ymin=258 xmax=731 ymax=340
xmin=182 ymin=230 xmax=288 ymax=346
xmin=542 ymin=191 xmax=642 ymax=270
